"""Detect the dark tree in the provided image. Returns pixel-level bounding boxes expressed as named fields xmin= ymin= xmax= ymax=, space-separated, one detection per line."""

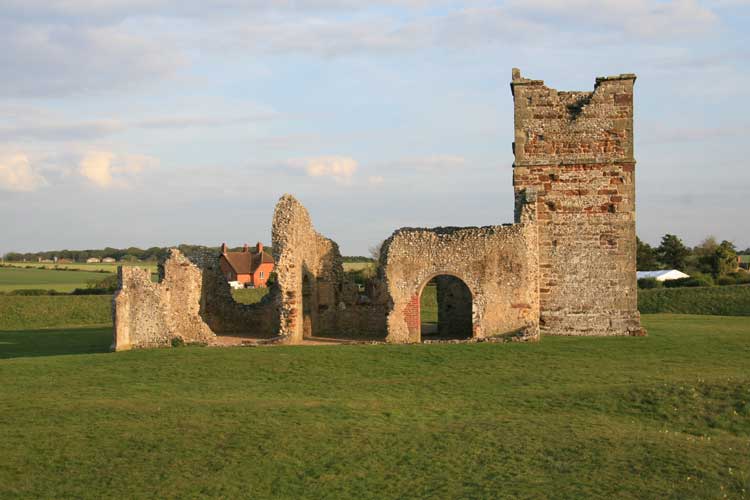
xmin=657 ymin=234 xmax=690 ymax=270
xmin=712 ymin=240 xmax=738 ymax=277
xmin=636 ymin=237 xmax=658 ymax=270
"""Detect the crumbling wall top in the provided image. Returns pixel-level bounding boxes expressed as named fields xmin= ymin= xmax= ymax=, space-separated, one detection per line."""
xmin=511 ymin=68 xmax=637 ymax=167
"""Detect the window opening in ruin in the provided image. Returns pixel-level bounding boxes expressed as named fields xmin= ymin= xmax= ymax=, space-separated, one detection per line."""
xmin=302 ymin=273 xmax=313 ymax=338
xmin=420 ymin=275 xmax=473 ymax=341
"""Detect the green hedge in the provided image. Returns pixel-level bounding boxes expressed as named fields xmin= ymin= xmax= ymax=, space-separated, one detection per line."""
xmin=638 ymin=284 xmax=750 ymax=316
xmin=0 ymin=295 xmax=113 ymax=330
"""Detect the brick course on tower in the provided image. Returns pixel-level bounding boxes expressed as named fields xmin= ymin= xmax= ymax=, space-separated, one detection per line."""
xmin=511 ymin=68 xmax=642 ymax=336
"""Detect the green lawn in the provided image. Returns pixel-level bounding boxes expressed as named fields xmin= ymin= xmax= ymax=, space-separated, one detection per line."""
xmin=0 ymin=315 xmax=748 ymax=498
xmin=231 ymin=287 xmax=270 ymax=304
xmin=421 ymin=283 xmax=437 ymax=324
xmin=0 ymin=267 xmax=114 ymax=292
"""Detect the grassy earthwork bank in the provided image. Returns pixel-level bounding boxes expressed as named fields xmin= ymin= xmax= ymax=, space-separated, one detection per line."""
xmin=638 ymin=284 xmax=750 ymax=316
xmin=1 ymin=314 xmax=749 ymax=498
xmin=0 ymin=295 xmax=112 ymax=330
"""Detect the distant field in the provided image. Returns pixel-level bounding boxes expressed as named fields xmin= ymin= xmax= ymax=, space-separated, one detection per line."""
xmin=1 ymin=261 xmax=157 ymax=273
xmin=421 ymin=284 xmax=437 ymax=324
xmin=0 ymin=267 xmax=113 ymax=292
xmin=231 ymin=287 xmax=270 ymax=304
xmin=343 ymin=262 xmax=375 ymax=272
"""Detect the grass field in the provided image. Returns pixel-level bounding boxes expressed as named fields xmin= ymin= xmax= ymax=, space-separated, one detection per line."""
xmin=1 ymin=261 xmax=158 ymax=273
xmin=343 ymin=261 xmax=375 ymax=272
xmin=0 ymin=314 xmax=748 ymax=498
xmin=0 ymin=267 xmax=114 ymax=292
xmin=421 ymin=283 xmax=437 ymax=324
xmin=231 ymin=287 xmax=270 ymax=304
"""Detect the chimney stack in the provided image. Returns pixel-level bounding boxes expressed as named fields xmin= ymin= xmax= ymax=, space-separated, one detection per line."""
xmin=256 ymin=242 xmax=263 ymax=254
xmin=221 ymin=242 xmax=227 ymax=254
xmin=243 ymin=243 xmax=249 ymax=253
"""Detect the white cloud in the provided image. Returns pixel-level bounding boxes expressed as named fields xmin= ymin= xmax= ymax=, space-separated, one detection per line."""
xmin=508 ymin=0 xmax=718 ymax=38
xmin=287 ymin=156 xmax=358 ymax=184
xmin=388 ymin=155 xmax=467 ymax=171
xmin=79 ymin=151 xmax=158 ymax=188
xmin=0 ymin=22 xmax=184 ymax=97
xmin=0 ymin=0 xmax=724 ymax=99
xmin=368 ymin=175 xmax=385 ymax=185
xmin=0 ymin=119 xmax=124 ymax=141
xmin=79 ymin=152 xmax=115 ymax=187
xmin=0 ymin=153 xmax=47 ymax=192
xmin=0 ymin=107 xmax=279 ymax=142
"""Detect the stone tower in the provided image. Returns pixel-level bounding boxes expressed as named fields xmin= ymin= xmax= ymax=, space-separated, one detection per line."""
xmin=511 ymin=69 xmax=642 ymax=336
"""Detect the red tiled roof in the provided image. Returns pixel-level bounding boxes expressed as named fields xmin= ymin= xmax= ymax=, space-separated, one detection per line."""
xmin=223 ymin=251 xmax=273 ymax=274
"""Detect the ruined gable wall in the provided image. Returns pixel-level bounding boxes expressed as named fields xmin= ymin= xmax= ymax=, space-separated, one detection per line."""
xmin=272 ymin=194 xmax=389 ymax=341
xmin=511 ymin=69 xmax=642 ymax=336
xmin=381 ymin=221 xmax=539 ymax=343
xmin=113 ymin=250 xmax=215 ymax=350
xmin=272 ymin=194 xmax=344 ymax=342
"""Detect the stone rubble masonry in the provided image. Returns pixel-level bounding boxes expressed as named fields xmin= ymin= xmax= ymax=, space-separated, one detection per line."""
xmin=113 ymin=249 xmax=214 ymax=350
xmin=112 ymin=68 xmax=643 ymax=349
xmin=381 ymin=203 xmax=540 ymax=344
xmin=272 ymin=194 xmax=387 ymax=344
xmin=511 ymin=68 xmax=642 ymax=336
xmin=180 ymin=247 xmax=279 ymax=337
xmin=112 ymin=248 xmax=278 ymax=351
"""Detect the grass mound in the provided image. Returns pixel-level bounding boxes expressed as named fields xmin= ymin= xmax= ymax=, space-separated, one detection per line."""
xmin=638 ymin=284 xmax=750 ymax=315
xmin=0 ymin=295 xmax=112 ymax=330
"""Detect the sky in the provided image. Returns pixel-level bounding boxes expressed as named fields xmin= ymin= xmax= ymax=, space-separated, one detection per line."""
xmin=0 ymin=0 xmax=748 ymax=256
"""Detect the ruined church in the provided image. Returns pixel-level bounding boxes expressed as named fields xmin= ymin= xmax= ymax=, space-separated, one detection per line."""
xmin=112 ymin=69 xmax=643 ymax=350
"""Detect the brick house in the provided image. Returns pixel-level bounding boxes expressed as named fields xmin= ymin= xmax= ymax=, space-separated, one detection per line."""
xmin=219 ymin=242 xmax=274 ymax=288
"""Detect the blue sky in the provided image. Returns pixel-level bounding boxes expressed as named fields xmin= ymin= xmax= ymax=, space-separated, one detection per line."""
xmin=1 ymin=0 xmax=748 ymax=256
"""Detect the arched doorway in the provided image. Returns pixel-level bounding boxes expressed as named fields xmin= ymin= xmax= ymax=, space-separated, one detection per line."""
xmin=420 ymin=275 xmax=473 ymax=341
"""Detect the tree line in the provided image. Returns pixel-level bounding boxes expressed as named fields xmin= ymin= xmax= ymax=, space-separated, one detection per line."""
xmin=1 ymin=244 xmax=274 ymax=263
xmin=638 ymin=234 xmax=749 ymax=283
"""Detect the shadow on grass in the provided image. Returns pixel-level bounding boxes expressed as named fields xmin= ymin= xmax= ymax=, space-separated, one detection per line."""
xmin=0 ymin=326 xmax=112 ymax=359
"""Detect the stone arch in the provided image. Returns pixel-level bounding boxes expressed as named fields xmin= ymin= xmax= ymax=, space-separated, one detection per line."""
xmin=381 ymin=224 xmax=541 ymax=344
xmin=397 ymin=268 xmax=480 ymax=343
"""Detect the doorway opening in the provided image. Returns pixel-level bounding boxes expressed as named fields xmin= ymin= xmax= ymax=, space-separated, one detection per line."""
xmin=420 ymin=275 xmax=473 ymax=341
xmin=302 ymin=273 xmax=314 ymax=338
